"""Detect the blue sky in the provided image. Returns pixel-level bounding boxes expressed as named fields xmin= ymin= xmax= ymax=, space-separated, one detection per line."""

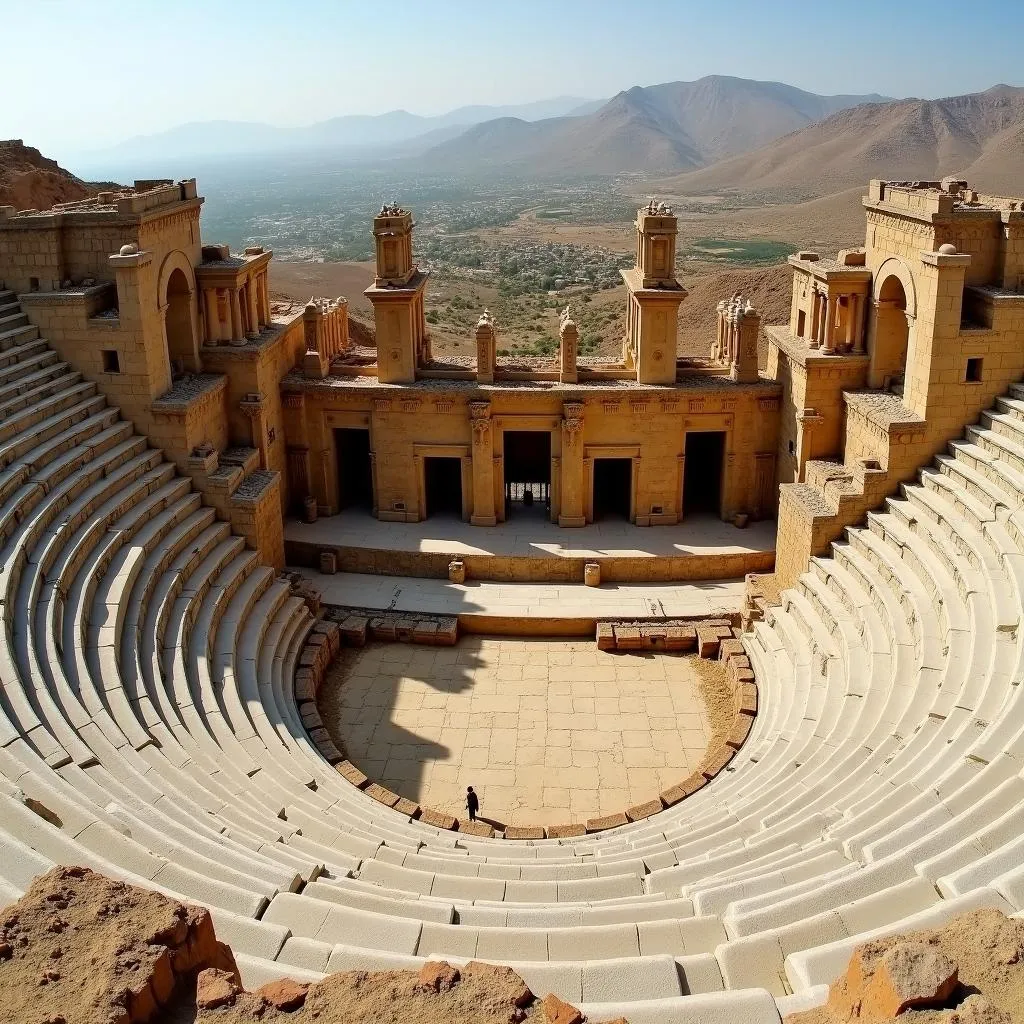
xmin=4 ymin=0 xmax=1021 ymax=158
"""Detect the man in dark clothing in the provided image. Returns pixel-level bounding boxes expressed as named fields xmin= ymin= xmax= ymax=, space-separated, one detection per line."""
xmin=466 ymin=786 xmax=479 ymax=822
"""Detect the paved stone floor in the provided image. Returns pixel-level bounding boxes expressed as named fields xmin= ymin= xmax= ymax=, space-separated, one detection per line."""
xmin=303 ymin=571 xmax=745 ymax=621
xmin=287 ymin=509 xmax=775 ymax=559
xmin=320 ymin=638 xmax=718 ymax=827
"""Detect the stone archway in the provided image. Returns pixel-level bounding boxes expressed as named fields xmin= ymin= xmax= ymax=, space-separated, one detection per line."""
xmin=868 ymin=259 xmax=916 ymax=392
xmin=158 ymin=253 xmax=200 ymax=376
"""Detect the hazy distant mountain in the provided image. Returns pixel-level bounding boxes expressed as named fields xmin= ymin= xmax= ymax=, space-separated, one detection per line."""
xmin=655 ymin=84 xmax=1024 ymax=196
xmin=417 ymin=76 xmax=893 ymax=175
xmin=71 ymin=96 xmax=601 ymax=170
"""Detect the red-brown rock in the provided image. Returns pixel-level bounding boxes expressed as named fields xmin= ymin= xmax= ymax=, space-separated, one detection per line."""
xmin=196 ymin=968 xmax=241 ymax=1010
xmin=255 ymin=978 xmax=310 ymax=1011
xmin=417 ymin=961 xmax=461 ymax=992
xmin=542 ymin=992 xmax=583 ymax=1024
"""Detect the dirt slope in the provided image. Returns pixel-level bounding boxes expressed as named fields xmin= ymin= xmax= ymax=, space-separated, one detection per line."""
xmin=678 ymin=264 xmax=793 ymax=361
xmin=269 ymin=260 xmax=376 ymax=320
xmin=0 ymin=140 xmax=100 ymax=211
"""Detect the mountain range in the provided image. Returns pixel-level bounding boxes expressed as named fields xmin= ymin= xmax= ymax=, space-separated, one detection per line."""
xmin=416 ymin=76 xmax=891 ymax=175
xmin=71 ymin=96 xmax=603 ymax=168
xmin=654 ymin=84 xmax=1024 ymax=196
xmin=59 ymin=76 xmax=1024 ymax=197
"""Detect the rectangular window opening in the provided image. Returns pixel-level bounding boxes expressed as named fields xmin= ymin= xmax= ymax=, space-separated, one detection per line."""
xmin=101 ymin=349 xmax=120 ymax=373
xmin=966 ymin=357 xmax=983 ymax=383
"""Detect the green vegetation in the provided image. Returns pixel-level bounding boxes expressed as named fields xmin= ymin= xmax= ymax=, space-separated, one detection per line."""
xmin=682 ymin=237 xmax=793 ymax=265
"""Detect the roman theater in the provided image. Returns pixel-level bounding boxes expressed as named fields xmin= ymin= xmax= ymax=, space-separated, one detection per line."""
xmin=0 ymin=174 xmax=1023 ymax=1021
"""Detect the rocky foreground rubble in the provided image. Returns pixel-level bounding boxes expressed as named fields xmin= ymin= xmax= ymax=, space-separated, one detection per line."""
xmin=0 ymin=866 xmax=237 ymax=1024
xmin=193 ymin=959 xmax=610 ymax=1024
xmin=785 ymin=907 xmax=1024 ymax=1022
xmin=3 ymin=869 xmax=1024 ymax=1024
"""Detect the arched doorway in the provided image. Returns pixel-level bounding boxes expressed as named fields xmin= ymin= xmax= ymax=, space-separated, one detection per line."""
xmin=165 ymin=267 xmax=198 ymax=376
xmin=869 ymin=274 xmax=909 ymax=393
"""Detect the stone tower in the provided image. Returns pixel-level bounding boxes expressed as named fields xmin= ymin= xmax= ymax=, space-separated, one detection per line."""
xmin=620 ymin=200 xmax=687 ymax=385
xmin=365 ymin=203 xmax=429 ymax=384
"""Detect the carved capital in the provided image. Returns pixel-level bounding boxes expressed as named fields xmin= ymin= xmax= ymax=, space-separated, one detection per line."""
xmin=469 ymin=400 xmax=492 ymax=444
xmin=239 ymin=392 xmax=264 ymax=420
xmin=562 ymin=400 xmax=584 ymax=446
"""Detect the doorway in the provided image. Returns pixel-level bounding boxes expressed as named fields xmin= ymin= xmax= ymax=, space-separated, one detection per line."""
xmin=503 ymin=431 xmax=552 ymax=518
xmin=335 ymin=428 xmax=373 ymax=511
xmin=165 ymin=267 xmax=197 ymax=376
xmin=683 ymin=431 xmax=725 ymax=517
xmin=424 ymin=457 xmax=463 ymax=519
xmin=870 ymin=275 xmax=909 ymax=393
xmin=592 ymin=458 xmax=633 ymax=521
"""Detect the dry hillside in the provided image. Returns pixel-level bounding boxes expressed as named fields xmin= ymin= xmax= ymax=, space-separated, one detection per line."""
xmin=419 ymin=76 xmax=885 ymax=176
xmin=678 ymin=264 xmax=792 ymax=361
xmin=671 ymin=188 xmax=868 ymax=253
xmin=269 ymin=260 xmax=376 ymax=321
xmin=656 ymin=85 xmax=1024 ymax=197
xmin=0 ymin=139 xmax=100 ymax=211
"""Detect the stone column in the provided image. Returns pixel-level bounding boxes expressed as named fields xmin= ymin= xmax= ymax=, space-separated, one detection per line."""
xmin=469 ymin=401 xmax=496 ymax=526
xmin=853 ymin=294 xmax=866 ymax=354
xmin=559 ymin=308 xmax=578 ymax=384
xmin=216 ymin=289 xmax=230 ymax=343
xmin=843 ymin=295 xmax=854 ymax=351
xmin=258 ymin=272 xmax=270 ymax=326
xmin=203 ymin=288 xmax=218 ymax=346
xmin=809 ymin=290 xmax=822 ymax=349
xmin=795 ymin=407 xmax=823 ymax=483
xmin=230 ymin=288 xmax=244 ymax=345
xmin=240 ymin=394 xmax=266 ymax=468
xmin=246 ymin=279 xmax=260 ymax=340
xmin=475 ymin=310 xmax=496 ymax=384
xmin=822 ymin=292 xmax=837 ymax=355
xmin=558 ymin=401 xmax=585 ymax=527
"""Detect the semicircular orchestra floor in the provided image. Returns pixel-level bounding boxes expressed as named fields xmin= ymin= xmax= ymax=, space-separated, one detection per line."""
xmin=318 ymin=637 xmax=730 ymax=827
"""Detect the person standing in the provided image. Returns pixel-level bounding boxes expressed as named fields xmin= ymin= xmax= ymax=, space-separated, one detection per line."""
xmin=466 ymin=786 xmax=479 ymax=822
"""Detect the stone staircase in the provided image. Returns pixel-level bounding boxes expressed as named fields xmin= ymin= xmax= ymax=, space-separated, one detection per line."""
xmin=3 ymin=281 xmax=1024 ymax=1019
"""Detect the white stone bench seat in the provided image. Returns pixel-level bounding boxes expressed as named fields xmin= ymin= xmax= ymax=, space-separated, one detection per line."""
xmin=0 ymin=369 xmax=87 ymax=424
xmin=0 ymin=351 xmax=63 ymax=401
xmin=0 ymin=379 xmax=98 ymax=448
xmin=14 ymin=455 xmax=175 ymax=758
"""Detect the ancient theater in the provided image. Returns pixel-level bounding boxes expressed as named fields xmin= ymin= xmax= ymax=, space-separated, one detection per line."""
xmin=0 ymin=174 xmax=1023 ymax=1017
